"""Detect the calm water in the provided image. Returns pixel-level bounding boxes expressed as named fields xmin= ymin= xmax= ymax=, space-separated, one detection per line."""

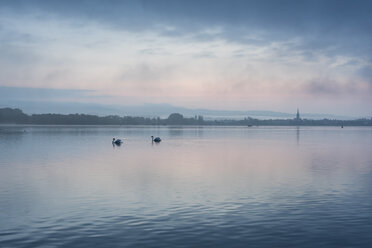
xmin=0 ymin=126 xmax=372 ymax=247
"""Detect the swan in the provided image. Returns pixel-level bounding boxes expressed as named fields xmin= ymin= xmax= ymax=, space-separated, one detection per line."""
xmin=112 ymin=138 xmax=123 ymax=145
xmin=151 ymin=136 xmax=161 ymax=143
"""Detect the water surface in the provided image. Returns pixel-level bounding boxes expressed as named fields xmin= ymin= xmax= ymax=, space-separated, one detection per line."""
xmin=1 ymin=126 xmax=371 ymax=247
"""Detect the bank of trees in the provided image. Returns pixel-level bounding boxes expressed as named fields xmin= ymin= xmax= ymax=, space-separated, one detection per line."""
xmin=0 ymin=108 xmax=204 ymax=125
xmin=1 ymin=107 xmax=371 ymax=126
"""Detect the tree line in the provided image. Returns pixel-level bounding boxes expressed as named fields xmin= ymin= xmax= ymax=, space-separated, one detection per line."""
xmin=1 ymin=107 xmax=371 ymax=126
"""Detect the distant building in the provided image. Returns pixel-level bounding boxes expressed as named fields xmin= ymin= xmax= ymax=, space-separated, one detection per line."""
xmin=295 ymin=108 xmax=301 ymax=121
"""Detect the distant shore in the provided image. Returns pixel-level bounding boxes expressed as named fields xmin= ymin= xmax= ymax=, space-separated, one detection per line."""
xmin=1 ymin=108 xmax=372 ymax=126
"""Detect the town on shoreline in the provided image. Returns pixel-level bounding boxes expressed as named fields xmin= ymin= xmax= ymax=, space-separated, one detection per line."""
xmin=1 ymin=107 xmax=371 ymax=126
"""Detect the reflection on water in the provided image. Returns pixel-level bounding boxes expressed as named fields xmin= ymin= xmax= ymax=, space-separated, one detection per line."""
xmin=0 ymin=126 xmax=372 ymax=247
xmin=168 ymin=126 xmax=184 ymax=137
xmin=296 ymin=126 xmax=300 ymax=145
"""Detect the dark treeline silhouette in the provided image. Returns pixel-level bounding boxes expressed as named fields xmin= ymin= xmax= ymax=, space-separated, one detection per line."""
xmin=1 ymin=107 xmax=372 ymax=126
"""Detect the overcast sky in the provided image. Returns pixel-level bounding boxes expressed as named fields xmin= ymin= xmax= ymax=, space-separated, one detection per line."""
xmin=1 ymin=0 xmax=372 ymax=116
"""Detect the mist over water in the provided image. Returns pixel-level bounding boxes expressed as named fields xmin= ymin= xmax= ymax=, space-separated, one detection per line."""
xmin=1 ymin=126 xmax=372 ymax=247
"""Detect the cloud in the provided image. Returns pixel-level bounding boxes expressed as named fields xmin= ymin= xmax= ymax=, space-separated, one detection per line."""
xmin=2 ymin=1 xmax=372 ymax=42
xmin=357 ymin=66 xmax=372 ymax=84
xmin=304 ymin=80 xmax=348 ymax=95
xmin=299 ymin=78 xmax=371 ymax=97
xmin=2 ymin=0 xmax=372 ymax=61
xmin=1 ymin=0 xmax=372 ymax=115
xmin=0 ymin=86 xmax=94 ymax=102
xmin=117 ymin=63 xmax=176 ymax=93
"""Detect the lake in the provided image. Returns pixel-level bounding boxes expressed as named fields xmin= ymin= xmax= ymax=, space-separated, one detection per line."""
xmin=0 ymin=126 xmax=372 ymax=247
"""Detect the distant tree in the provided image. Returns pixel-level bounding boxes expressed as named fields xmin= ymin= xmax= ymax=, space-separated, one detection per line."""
xmin=167 ymin=113 xmax=184 ymax=125
xmin=0 ymin=108 xmax=29 ymax=124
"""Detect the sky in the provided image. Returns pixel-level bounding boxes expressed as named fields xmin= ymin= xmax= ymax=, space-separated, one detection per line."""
xmin=0 ymin=0 xmax=372 ymax=117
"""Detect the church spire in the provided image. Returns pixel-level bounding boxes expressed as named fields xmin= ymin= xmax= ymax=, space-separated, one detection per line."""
xmin=296 ymin=108 xmax=300 ymax=120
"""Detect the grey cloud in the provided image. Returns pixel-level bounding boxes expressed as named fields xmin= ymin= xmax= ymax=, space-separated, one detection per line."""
xmin=117 ymin=63 xmax=176 ymax=92
xmin=2 ymin=0 xmax=372 ymax=93
xmin=1 ymin=0 xmax=371 ymax=58
xmin=120 ymin=63 xmax=164 ymax=82
xmin=357 ymin=66 xmax=372 ymax=89
xmin=302 ymin=79 xmax=360 ymax=96
xmin=0 ymin=86 xmax=94 ymax=101
xmin=0 ymin=44 xmax=40 ymax=65
xmin=357 ymin=66 xmax=372 ymax=80
xmin=192 ymin=51 xmax=216 ymax=58
xmin=137 ymin=48 xmax=171 ymax=56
